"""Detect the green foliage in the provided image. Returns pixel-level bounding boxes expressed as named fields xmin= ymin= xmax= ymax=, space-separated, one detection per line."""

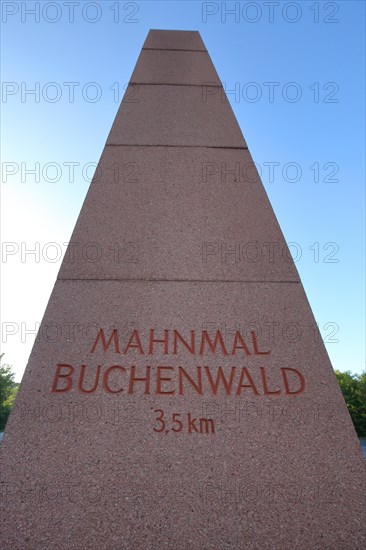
xmin=0 ymin=354 xmax=19 ymax=431
xmin=335 ymin=370 xmax=366 ymax=437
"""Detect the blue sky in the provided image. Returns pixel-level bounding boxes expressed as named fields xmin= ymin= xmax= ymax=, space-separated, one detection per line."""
xmin=1 ymin=0 xmax=365 ymax=380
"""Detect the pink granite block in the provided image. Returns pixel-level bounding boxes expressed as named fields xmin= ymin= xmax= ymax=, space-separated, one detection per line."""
xmin=130 ymin=49 xmax=221 ymax=85
xmin=105 ymin=83 xmax=247 ymax=148
xmin=1 ymin=279 xmax=365 ymax=549
xmin=143 ymin=29 xmax=206 ymax=51
xmin=57 ymin=146 xmax=299 ymax=282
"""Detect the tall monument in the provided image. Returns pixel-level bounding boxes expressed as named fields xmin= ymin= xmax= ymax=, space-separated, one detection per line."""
xmin=1 ymin=30 xmax=364 ymax=549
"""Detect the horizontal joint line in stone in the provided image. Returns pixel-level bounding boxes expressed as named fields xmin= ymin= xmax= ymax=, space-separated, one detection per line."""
xmin=142 ymin=48 xmax=208 ymax=52
xmin=105 ymin=144 xmax=248 ymax=150
xmin=128 ymin=82 xmax=223 ymax=88
xmin=57 ymin=278 xmax=300 ymax=284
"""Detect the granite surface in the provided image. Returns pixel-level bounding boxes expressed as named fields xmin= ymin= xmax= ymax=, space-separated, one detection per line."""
xmin=105 ymin=83 xmax=247 ymax=148
xmin=143 ymin=29 xmax=207 ymax=51
xmin=130 ymin=49 xmax=221 ymax=85
xmin=57 ymin=146 xmax=299 ymax=283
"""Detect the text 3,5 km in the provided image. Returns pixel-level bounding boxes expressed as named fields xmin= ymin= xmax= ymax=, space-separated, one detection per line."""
xmin=152 ymin=409 xmax=215 ymax=435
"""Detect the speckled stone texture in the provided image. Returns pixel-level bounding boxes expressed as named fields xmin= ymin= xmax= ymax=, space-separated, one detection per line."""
xmin=1 ymin=30 xmax=365 ymax=550
xmin=58 ymin=146 xmax=299 ymax=283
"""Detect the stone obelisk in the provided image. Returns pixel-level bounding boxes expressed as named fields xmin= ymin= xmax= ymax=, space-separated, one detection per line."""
xmin=1 ymin=30 xmax=364 ymax=550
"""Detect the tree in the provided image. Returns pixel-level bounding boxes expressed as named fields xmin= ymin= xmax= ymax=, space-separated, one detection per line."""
xmin=0 ymin=354 xmax=19 ymax=431
xmin=335 ymin=370 xmax=366 ymax=437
